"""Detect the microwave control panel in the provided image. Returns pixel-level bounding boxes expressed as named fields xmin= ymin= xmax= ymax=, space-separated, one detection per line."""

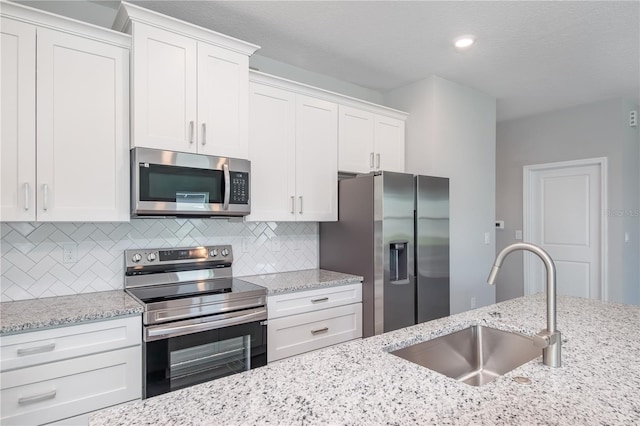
xmin=230 ymin=172 xmax=249 ymax=204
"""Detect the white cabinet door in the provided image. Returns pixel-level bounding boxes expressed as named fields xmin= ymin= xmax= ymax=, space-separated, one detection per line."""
xmin=0 ymin=18 xmax=36 ymax=221
xmin=247 ymin=82 xmax=296 ymax=222
xmin=295 ymin=95 xmax=338 ymax=221
xmin=374 ymin=115 xmax=405 ymax=173
xmin=197 ymin=42 xmax=249 ymax=159
xmin=36 ymin=28 xmax=129 ymax=221
xmin=338 ymin=105 xmax=374 ymax=174
xmin=131 ymin=23 xmax=197 ymax=152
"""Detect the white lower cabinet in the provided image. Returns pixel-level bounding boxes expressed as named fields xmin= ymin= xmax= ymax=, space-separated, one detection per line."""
xmin=267 ymin=284 xmax=362 ymax=363
xmin=0 ymin=316 xmax=142 ymax=426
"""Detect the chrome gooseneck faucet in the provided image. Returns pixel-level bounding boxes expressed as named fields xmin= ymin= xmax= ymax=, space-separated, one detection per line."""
xmin=487 ymin=242 xmax=561 ymax=367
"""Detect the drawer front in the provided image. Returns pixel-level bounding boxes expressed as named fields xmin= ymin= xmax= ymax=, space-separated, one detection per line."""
xmin=0 ymin=346 xmax=141 ymax=426
xmin=268 ymin=303 xmax=362 ymax=362
xmin=267 ymin=283 xmax=362 ymax=319
xmin=1 ymin=316 xmax=141 ymax=372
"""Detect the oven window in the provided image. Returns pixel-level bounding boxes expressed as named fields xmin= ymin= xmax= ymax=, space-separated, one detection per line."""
xmin=169 ymin=336 xmax=250 ymax=385
xmin=139 ymin=163 xmax=224 ymax=204
xmin=144 ymin=320 xmax=266 ymax=398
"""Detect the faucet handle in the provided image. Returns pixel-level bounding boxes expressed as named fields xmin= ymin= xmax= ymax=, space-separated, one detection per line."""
xmin=533 ymin=329 xmax=560 ymax=348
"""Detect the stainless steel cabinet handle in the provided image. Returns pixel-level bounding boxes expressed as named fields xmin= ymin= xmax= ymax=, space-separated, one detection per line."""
xmin=17 ymin=343 xmax=55 ymax=356
xmin=24 ymin=183 xmax=29 ymax=211
xmin=311 ymin=297 xmax=329 ymax=303
xmin=370 ymin=152 xmax=374 ymax=169
xmin=299 ymin=196 xmax=303 ymax=215
xmin=311 ymin=327 xmax=329 ymax=335
xmin=189 ymin=121 xmax=194 ymax=144
xmin=222 ymin=164 xmax=230 ymax=210
xmin=290 ymin=196 xmax=295 ymax=215
xmin=201 ymin=122 xmax=206 ymax=146
xmin=42 ymin=184 xmax=49 ymax=211
xmin=18 ymin=390 xmax=57 ymax=405
xmin=376 ymin=153 xmax=380 ymax=169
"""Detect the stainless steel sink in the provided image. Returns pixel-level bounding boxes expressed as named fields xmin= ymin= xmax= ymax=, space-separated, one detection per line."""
xmin=390 ymin=325 xmax=541 ymax=386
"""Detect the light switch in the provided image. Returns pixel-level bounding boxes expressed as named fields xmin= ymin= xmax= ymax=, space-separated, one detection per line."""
xmin=484 ymin=232 xmax=491 ymax=245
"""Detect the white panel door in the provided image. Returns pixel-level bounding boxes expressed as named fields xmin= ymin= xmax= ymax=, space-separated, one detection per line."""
xmin=197 ymin=42 xmax=249 ymax=159
xmin=36 ymin=28 xmax=129 ymax=221
xmin=374 ymin=115 xmax=405 ymax=173
xmin=527 ymin=162 xmax=602 ymax=298
xmin=0 ymin=18 xmax=36 ymax=221
xmin=132 ymin=23 xmax=196 ymax=152
xmin=295 ymin=95 xmax=338 ymax=221
xmin=338 ymin=105 xmax=374 ymax=174
xmin=246 ymin=82 xmax=296 ymax=222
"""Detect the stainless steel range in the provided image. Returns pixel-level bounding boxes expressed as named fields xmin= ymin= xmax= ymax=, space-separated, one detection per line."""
xmin=124 ymin=245 xmax=267 ymax=399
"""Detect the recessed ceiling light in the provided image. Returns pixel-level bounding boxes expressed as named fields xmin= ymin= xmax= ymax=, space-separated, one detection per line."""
xmin=454 ymin=35 xmax=476 ymax=50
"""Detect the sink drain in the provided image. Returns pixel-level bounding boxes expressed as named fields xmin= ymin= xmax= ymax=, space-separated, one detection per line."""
xmin=513 ymin=376 xmax=532 ymax=385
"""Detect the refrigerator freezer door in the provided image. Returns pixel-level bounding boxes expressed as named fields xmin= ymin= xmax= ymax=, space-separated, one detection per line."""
xmin=378 ymin=172 xmax=416 ymax=333
xmin=415 ymin=175 xmax=450 ymax=323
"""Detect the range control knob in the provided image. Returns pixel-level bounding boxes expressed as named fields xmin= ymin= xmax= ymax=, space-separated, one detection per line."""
xmin=147 ymin=253 xmax=157 ymax=262
xmin=221 ymin=248 xmax=229 ymax=257
xmin=131 ymin=253 xmax=142 ymax=263
xmin=209 ymin=249 xmax=219 ymax=257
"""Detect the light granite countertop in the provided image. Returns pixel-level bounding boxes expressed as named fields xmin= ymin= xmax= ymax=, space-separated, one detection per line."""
xmin=240 ymin=269 xmax=363 ymax=294
xmin=0 ymin=290 xmax=143 ymax=335
xmin=90 ymin=293 xmax=640 ymax=425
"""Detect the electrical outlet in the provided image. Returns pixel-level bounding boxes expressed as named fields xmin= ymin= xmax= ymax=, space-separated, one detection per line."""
xmin=62 ymin=243 xmax=77 ymax=264
xmin=515 ymin=230 xmax=523 ymax=240
xmin=242 ymin=237 xmax=250 ymax=253
xmin=484 ymin=232 xmax=491 ymax=245
xmin=470 ymin=297 xmax=477 ymax=309
xmin=270 ymin=236 xmax=280 ymax=252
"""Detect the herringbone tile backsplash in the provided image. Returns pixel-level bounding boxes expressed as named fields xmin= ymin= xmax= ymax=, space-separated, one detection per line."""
xmin=0 ymin=219 xmax=318 ymax=302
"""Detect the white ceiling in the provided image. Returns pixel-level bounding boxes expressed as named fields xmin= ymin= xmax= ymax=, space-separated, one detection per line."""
xmin=18 ymin=1 xmax=640 ymax=122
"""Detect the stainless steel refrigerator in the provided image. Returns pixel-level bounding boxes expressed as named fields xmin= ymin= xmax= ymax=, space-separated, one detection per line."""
xmin=319 ymin=172 xmax=449 ymax=337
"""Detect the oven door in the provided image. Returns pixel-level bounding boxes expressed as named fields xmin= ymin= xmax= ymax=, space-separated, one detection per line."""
xmin=131 ymin=147 xmax=250 ymax=217
xmin=143 ymin=315 xmax=267 ymax=398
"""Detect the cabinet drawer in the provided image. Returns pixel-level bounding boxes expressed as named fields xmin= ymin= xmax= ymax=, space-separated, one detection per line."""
xmin=0 ymin=346 xmax=141 ymax=426
xmin=267 ymin=283 xmax=362 ymax=319
xmin=268 ymin=303 xmax=362 ymax=362
xmin=1 ymin=316 xmax=141 ymax=372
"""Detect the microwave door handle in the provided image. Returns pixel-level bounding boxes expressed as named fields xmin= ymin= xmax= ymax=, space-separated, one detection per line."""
xmin=223 ymin=163 xmax=230 ymax=210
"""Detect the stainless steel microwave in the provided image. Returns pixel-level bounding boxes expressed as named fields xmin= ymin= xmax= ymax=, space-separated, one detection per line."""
xmin=131 ymin=147 xmax=250 ymax=217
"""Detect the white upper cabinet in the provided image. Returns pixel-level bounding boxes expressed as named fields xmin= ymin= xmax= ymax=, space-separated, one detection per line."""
xmin=338 ymin=105 xmax=375 ymax=174
xmin=115 ymin=2 xmax=258 ymax=159
xmin=338 ymin=105 xmax=406 ymax=174
xmin=130 ymin=23 xmax=197 ymax=153
xmin=247 ymin=76 xmax=338 ymax=222
xmin=197 ymin=42 xmax=250 ymax=158
xmin=295 ymin=95 xmax=338 ymax=221
xmin=373 ymin=114 xmax=406 ymax=173
xmin=0 ymin=4 xmax=130 ymax=222
xmin=1 ymin=18 xmax=36 ymax=222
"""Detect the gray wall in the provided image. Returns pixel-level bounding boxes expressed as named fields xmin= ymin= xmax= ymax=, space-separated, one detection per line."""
xmin=250 ymin=55 xmax=384 ymax=105
xmin=385 ymin=75 xmax=497 ymax=314
xmin=495 ymin=98 xmax=640 ymax=305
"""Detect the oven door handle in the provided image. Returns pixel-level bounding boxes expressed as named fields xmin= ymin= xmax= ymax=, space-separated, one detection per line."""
xmin=145 ymin=307 xmax=266 ymax=342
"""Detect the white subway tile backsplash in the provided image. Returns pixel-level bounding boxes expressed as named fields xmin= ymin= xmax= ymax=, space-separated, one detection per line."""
xmin=0 ymin=219 xmax=318 ymax=302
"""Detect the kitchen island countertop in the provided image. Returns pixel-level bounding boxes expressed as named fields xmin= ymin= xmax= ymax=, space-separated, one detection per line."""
xmin=240 ymin=269 xmax=363 ymax=294
xmin=90 ymin=293 xmax=640 ymax=425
